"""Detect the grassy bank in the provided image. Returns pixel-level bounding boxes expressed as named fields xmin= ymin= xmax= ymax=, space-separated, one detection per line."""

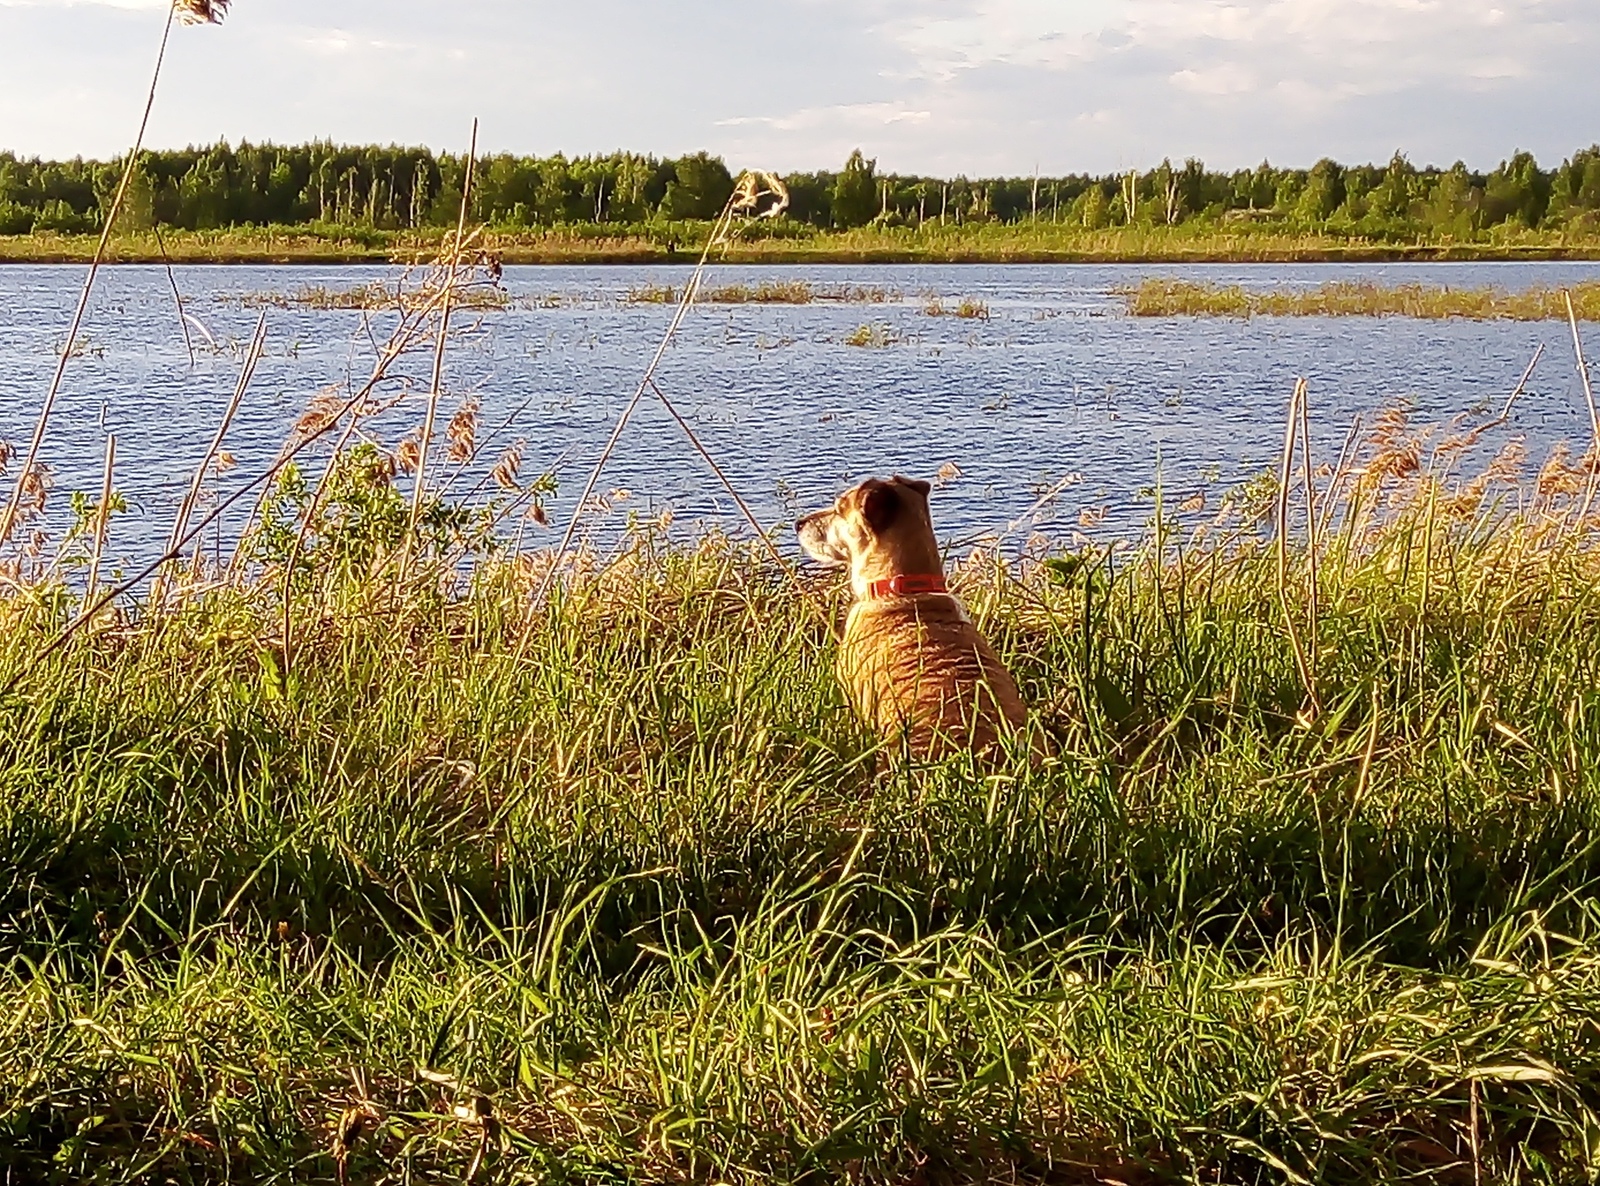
xmin=1129 ymin=278 xmax=1600 ymax=320
xmin=7 ymin=396 xmax=1600 ymax=1181
xmin=8 ymin=221 xmax=1600 ymax=265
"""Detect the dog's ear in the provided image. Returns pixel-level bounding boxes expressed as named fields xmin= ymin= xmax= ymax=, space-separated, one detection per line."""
xmin=894 ymin=475 xmax=932 ymax=498
xmin=860 ymin=481 xmax=899 ymax=534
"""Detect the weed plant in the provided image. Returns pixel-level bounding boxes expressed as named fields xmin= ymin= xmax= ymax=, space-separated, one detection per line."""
xmin=1127 ymin=278 xmax=1600 ymax=320
xmin=5 ymin=390 xmax=1600 ymax=1182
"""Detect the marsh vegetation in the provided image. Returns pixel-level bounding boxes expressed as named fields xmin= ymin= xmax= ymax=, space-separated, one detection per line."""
xmin=6 ymin=300 xmax=1600 ymax=1179
xmin=1128 ymin=278 xmax=1600 ymax=320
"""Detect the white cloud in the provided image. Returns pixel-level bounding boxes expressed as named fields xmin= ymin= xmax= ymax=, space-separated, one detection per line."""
xmin=718 ymin=103 xmax=932 ymax=133
xmin=0 ymin=0 xmax=1593 ymax=173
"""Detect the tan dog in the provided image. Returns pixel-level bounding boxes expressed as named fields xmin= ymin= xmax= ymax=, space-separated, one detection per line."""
xmin=796 ymin=475 xmax=1028 ymax=760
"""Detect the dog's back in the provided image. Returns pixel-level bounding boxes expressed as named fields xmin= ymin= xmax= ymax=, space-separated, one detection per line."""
xmin=840 ymin=591 xmax=1027 ymax=759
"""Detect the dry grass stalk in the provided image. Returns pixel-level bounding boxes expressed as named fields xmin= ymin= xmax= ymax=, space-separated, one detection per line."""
xmin=731 ymin=170 xmax=790 ymax=220
xmin=1565 ymin=291 xmax=1600 ymax=524
xmin=531 ymin=184 xmax=753 ymax=610
xmin=410 ymin=119 xmax=479 ymax=530
xmin=86 ymin=436 xmax=117 ymax=608
xmin=1275 ymin=378 xmax=1319 ymax=722
xmin=167 ymin=309 xmax=265 ymax=569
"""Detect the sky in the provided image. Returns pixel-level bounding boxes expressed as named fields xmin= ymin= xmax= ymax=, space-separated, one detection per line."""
xmin=0 ymin=0 xmax=1595 ymax=175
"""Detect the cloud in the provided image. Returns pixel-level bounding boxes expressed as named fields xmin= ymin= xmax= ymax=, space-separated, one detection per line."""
xmin=718 ymin=103 xmax=932 ymax=133
xmin=0 ymin=0 xmax=1594 ymax=174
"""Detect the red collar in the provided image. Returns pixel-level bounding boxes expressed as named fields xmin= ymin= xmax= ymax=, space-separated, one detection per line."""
xmin=865 ymin=572 xmax=948 ymax=599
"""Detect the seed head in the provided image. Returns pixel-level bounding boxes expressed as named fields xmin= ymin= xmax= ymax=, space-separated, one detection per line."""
xmin=446 ymin=398 xmax=480 ymax=464
xmin=491 ymin=441 xmax=524 ymax=491
xmin=173 ymin=0 xmax=230 ymax=26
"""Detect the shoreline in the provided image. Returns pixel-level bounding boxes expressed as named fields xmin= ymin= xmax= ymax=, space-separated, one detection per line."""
xmin=5 ymin=234 xmax=1600 ymax=267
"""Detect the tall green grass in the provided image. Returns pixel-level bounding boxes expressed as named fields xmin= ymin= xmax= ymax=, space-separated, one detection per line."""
xmin=6 ymin=402 xmax=1600 ymax=1181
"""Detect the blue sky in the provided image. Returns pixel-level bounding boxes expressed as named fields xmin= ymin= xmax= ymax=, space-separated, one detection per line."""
xmin=0 ymin=0 xmax=1595 ymax=173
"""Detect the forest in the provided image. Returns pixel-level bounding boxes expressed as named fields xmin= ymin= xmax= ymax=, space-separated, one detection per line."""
xmin=2 ymin=141 xmax=1599 ymax=242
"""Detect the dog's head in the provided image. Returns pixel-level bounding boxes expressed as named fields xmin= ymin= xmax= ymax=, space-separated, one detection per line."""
xmin=796 ymin=475 xmax=941 ymax=597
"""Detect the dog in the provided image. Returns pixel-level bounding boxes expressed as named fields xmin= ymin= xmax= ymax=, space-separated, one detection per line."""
xmin=796 ymin=475 xmax=1029 ymax=761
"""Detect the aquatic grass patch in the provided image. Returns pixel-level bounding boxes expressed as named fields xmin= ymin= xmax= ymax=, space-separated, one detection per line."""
xmin=229 ymin=281 xmax=512 ymax=312
xmin=626 ymin=280 xmax=900 ymax=306
xmin=1127 ymin=278 xmax=1600 ymax=320
xmin=924 ymin=295 xmax=992 ymax=319
xmin=842 ymin=322 xmax=905 ymax=347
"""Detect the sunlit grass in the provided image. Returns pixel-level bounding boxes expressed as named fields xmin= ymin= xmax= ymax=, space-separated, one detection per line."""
xmin=1127 ymin=277 xmax=1600 ymax=320
xmin=7 ymin=391 xmax=1600 ymax=1179
xmin=9 ymin=220 xmax=1600 ymax=265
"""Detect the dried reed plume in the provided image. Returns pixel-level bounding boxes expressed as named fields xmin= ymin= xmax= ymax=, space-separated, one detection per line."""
xmin=17 ymin=462 xmax=51 ymax=512
xmin=396 ymin=435 xmax=422 ymax=475
xmin=491 ymin=441 xmax=524 ymax=491
xmin=446 ymin=399 xmax=480 ymax=464
xmin=173 ymin=0 xmax=230 ymax=25
xmin=0 ymin=439 xmax=13 ymax=473
xmin=3 ymin=462 xmax=54 ymax=545
xmin=731 ymin=170 xmax=790 ymax=220
xmin=289 ymin=387 xmax=347 ymax=450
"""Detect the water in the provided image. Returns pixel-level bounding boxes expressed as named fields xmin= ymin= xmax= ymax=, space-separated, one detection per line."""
xmin=1 ymin=260 xmax=1597 ymax=573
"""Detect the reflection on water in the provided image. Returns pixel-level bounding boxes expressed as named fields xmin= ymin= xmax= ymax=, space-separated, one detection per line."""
xmin=1 ymin=260 xmax=1597 ymax=572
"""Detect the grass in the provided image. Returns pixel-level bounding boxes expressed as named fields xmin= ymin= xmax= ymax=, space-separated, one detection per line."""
xmin=842 ymin=322 xmax=904 ymax=347
xmin=230 ymin=281 xmax=513 ymax=311
xmin=9 ymin=220 xmax=1600 ymax=265
xmin=7 ymin=373 xmax=1600 ymax=1181
xmin=925 ymin=296 xmax=991 ymax=319
xmin=1127 ymin=278 xmax=1600 ymax=320
xmin=626 ymin=281 xmax=900 ymax=305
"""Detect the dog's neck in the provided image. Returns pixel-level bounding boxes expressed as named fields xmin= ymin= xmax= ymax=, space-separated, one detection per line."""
xmin=849 ymin=557 xmax=949 ymax=602
xmin=861 ymin=572 xmax=947 ymax=599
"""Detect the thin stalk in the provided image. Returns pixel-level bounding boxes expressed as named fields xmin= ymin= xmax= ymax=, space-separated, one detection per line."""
xmin=645 ymin=377 xmax=795 ymax=583
xmin=154 ymin=224 xmax=196 ymax=365
xmin=410 ymin=119 xmax=479 ymax=530
xmin=1498 ymin=342 xmax=1544 ymax=421
xmin=1566 ymin=292 xmax=1600 ymax=524
xmin=85 ymin=435 xmax=117 ymax=610
xmin=0 ymin=3 xmax=177 ymax=549
xmin=1299 ymin=377 xmax=1319 ymax=687
xmin=1276 ymin=378 xmax=1318 ymax=720
xmin=166 ymin=309 xmax=265 ymax=569
xmin=532 ymin=195 xmax=742 ymax=607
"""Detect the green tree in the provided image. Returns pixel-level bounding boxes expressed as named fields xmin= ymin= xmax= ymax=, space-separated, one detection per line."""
xmin=119 ymin=157 xmax=157 ymax=231
xmin=660 ymin=152 xmax=733 ymax=220
xmin=1074 ymin=184 xmax=1110 ymax=229
xmin=1421 ymin=163 xmax=1480 ymax=237
xmin=1484 ymin=151 xmax=1550 ymax=227
xmin=1369 ymin=152 xmax=1417 ymax=220
xmin=1295 ymin=159 xmax=1344 ymax=223
xmin=831 ymin=149 xmax=878 ymax=228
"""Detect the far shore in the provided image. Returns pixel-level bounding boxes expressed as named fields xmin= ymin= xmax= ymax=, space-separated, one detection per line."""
xmin=5 ymin=225 xmax=1600 ymax=266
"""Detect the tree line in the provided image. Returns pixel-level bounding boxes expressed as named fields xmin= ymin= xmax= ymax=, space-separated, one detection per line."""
xmin=2 ymin=141 xmax=1598 ymax=238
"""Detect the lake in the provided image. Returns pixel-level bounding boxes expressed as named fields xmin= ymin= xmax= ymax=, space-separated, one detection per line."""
xmin=2 ymin=260 xmax=1598 ymax=574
